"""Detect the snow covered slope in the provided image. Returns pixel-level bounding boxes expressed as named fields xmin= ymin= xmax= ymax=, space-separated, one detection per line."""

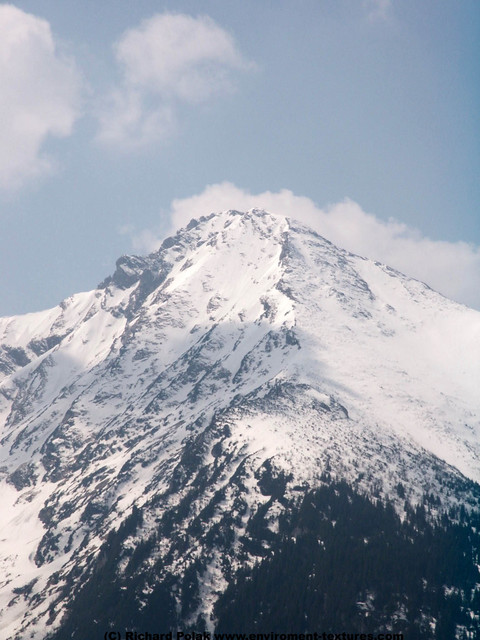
xmin=0 ymin=209 xmax=479 ymax=638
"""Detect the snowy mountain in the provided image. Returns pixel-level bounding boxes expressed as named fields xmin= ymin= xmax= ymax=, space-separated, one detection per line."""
xmin=0 ymin=209 xmax=479 ymax=639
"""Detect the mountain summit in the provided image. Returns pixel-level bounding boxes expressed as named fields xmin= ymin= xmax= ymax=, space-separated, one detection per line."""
xmin=1 ymin=209 xmax=479 ymax=639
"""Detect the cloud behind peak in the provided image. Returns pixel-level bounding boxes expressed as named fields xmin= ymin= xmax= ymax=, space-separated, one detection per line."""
xmin=132 ymin=182 xmax=480 ymax=310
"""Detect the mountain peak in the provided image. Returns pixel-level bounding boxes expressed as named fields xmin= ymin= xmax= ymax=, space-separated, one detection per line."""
xmin=0 ymin=207 xmax=479 ymax=638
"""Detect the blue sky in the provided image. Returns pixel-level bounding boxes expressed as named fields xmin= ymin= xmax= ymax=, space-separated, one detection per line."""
xmin=1 ymin=0 xmax=479 ymax=314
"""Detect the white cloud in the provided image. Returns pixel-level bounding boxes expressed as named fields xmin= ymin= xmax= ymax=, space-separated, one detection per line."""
xmin=132 ymin=182 xmax=480 ymax=310
xmin=97 ymin=13 xmax=251 ymax=148
xmin=0 ymin=5 xmax=82 ymax=189
xmin=364 ymin=0 xmax=392 ymax=22
xmin=96 ymin=88 xmax=176 ymax=149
